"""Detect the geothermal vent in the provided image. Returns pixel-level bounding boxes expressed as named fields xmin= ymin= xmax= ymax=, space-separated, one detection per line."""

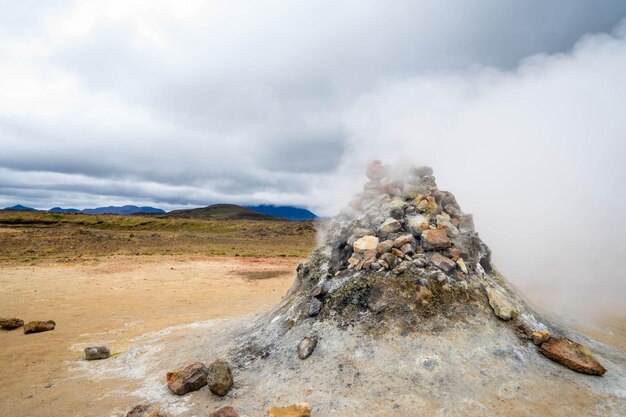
xmin=117 ymin=161 xmax=625 ymax=417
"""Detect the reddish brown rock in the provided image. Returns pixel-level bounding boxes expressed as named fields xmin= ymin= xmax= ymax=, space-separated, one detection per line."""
xmin=420 ymin=229 xmax=451 ymax=250
xmin=23 ymin=320 xmax=55 ymax=334
xmin=267 ymin=403 xmax=312 ymax=417
xmin=539 ymin=338 xmax=606 ymax=376
xmin=126 ymin=404 xmax=165 ymax=417
xmin=209 ymin=406 xmax=238 ymax=417
xmin=166 ymin=362 xmax=208 ymax=395
xmin=0 ymin=317 xmax=24 ymax=330
xmin=393 ymin=234 xmax=416 ymax=248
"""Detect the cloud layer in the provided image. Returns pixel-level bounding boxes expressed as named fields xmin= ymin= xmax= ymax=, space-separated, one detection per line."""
xmin=1 ymin=1 xmax=625 ymax=320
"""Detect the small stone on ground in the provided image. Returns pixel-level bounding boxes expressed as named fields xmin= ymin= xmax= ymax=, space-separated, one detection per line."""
xmin=0 ymin=317 xmax=24 ymax=330
xmin=207 ymin=359 xmax=234 ymax=396
xmin=267 ymin=403 xmax=312 ymax=417
xmin=84 ymin=346 xmax=110 ymax=360
xmin=209 ymin=406 xmax=238 ymax=417
xmin=297 ymin=336 xmax=317 ymax=359
xmin=166 ymin=362 xmax=208 ymax=395
xmin=539 ymin=338 xmax=606 ymax=376
xmin=23 ymin=320 xmax=55 ymax=334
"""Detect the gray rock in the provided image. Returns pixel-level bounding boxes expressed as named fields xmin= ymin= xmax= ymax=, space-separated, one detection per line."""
xmin=0 ymin=317 xmax=24 ymax=330
xmin=207 ymin=359 xmax=234 ymax=396
xmin=459 ymin=214 xmax=475 ymax=233
xmin=297 ymin=336 xmax=318 ymax=359
xmin=379 ymin=253 xmax=398 ymax=269
xmin=426 ymin=253 xmax=456 ymax=273
xmin=402 ymin=183 xmax=429 ymax=199
xmin=414 ymin=166 xmax=434 ymax=177
xmin=308 ymin=298 xmax=322 ymax=317
xmin=84 ymin=346 xmax=110 ymax=360
xmin=378 ymin=218 xmax=402 ymax=235
xmin=386 ymin=199 xmax=408 ymax=219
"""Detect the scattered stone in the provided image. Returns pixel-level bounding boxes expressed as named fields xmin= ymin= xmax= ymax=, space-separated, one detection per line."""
xmin=126 ymin=404 xmax=165 ymax=417
xmin=23 ymin=320 xmax=55 ymax=334
xmin=0 ymin=317 xmax=24 ymax=330
xmin=539 ymin=338 xmax=606 ymax=376
xmin=84 ymin=346 xmax=110 ymax=361
xmin=456 ymin=258 xmax=468 ymax=274
xmin=391 ymin=247 xmax=405 ymax=258
xmin=209 ymin=406 xmax=238 ymax=417
xmin=297 ymin=336 xmax=317 ymax=359
xmin=378 ymin=218 xmax=402 ymax=234
xmin=166 ymin=362 xmax=208 ymax=395
xmin=532 ymin=331 xmax=550 ymax=345
xmin=353 ymin=235 xmax=379 ymax=252
xmin=267 ymin=403 xmax=312 ymax=417
xmin=485 ymin=288 xmax=517 ymax=321
xmin=387 ymin=199 xmax=408 ymax=219
xmin=308 ymin=298 xmax=322 ymax=317
xmin=207 ymin=359 xmax=234 ymax=396
xmin=420 ymin=229 xmax=451 ymax=251
xmin=426 ymin=253 xmax=456 ymax=273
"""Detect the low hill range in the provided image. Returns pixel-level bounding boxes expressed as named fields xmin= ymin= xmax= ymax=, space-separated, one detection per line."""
xmin=2 ymin=203 xmax=318 ymax=221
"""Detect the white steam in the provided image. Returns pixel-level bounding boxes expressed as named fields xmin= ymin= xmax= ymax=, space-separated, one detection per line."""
xmin=316 ymin=22 xmax=626 ymax=322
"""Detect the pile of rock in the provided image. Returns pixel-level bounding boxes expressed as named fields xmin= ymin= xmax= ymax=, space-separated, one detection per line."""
xmin=338 ymin=161 xmax=477 ymax=279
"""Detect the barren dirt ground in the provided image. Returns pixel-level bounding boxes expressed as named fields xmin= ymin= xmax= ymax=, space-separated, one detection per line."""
xmin=1 ymin=255 xmax=624 ymax=417
xmin=0 ymin=256 xmax=299 ymax=417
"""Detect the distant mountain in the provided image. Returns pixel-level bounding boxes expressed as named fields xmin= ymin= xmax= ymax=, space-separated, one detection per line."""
xmin=245 ymin=205 xmax=318 ymax=221
xmin=3 ymin=204 xmax=37 ymax=211
xmin=165 ymin=204 xmax=276 ymax=221
xmin=49 ymin=207 xmax=81 ymax=213
xmin=82 ymin=205 xmax=166 ymax=215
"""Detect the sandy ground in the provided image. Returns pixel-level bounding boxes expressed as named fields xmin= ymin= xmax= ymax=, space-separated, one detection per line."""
xmin=0 ymin=256 xmax=299 ymax=417
xmin=1 ymin=256 xmax=624 ymax=417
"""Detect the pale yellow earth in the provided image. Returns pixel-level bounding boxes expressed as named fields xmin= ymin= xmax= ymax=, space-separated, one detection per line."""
xmin=0 ymin=256 xmax=299 ymax=417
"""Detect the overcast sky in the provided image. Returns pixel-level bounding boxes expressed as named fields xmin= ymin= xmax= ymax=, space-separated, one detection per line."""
xmin=2 ymin=1 xmax=626 ymax=318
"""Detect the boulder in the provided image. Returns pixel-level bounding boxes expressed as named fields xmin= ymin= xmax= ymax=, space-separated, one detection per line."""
xmin=209 ymin=406 xmax=238 ymax=417
xmin=267 ymin=403 xmax=312 ymax=417
xmin=420 ymin=229 xmax=451 ymax=250
xmin=23 ymin=320 xmax=55 ymax=334
xmin=126 ymin=404 xmax=165 ymax=417
xmin=84 ymin=346 xmax=110 ymax=361
xmin=207 ymin=359 xmax=234 ymax=396
xmin=539 ymin=338 xmax=606 ymax=376
xmin=353 ymin=236 xmax=379 ymax=253
xmin=426 ymin=253 xmax=456 ymax=273
xmin=0 ymin=317 xmax=24 ymax=330
xmin=297 ymin=336 xmax=317 ymax=359
xmin=485 ymin=288 xmax=517 ymax=321
xmin=406 ymin=214 xmax=430 ymax=236
xmin=378 ymin=218 xmax=402 ymax=234
xmin=166 ymin=362 xmax=208 ymax=395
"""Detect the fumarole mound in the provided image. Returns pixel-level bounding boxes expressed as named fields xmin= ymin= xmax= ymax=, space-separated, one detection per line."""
xmin=107 ymin=161 xmax=625 ymax=417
